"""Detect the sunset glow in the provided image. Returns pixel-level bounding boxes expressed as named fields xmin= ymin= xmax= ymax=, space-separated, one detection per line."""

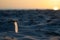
xmin=53 ymin=6 xmax=59 ymax=10
xmin=0 ymin=0 xmax=60 ymax=9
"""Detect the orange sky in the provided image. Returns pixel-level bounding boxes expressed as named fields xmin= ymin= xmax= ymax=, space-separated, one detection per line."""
xmin=0 ymin=0 xmax=60 ymax=9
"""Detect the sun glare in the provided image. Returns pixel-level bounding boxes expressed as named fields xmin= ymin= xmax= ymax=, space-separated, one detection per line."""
xmin=53 ymin=6 xmax=59 ymax=10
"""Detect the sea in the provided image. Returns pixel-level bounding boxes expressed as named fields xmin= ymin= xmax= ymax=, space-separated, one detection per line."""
xmin=0 ymin=9 xmax=60 ymax=40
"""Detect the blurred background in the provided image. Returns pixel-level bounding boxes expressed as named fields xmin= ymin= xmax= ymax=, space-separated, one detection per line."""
xmin=0 ymin=0 xmax=60 ymax=9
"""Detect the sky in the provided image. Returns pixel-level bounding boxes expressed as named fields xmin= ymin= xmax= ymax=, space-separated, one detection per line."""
xmin=0 ymin=0 xmax=60 ymax=9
